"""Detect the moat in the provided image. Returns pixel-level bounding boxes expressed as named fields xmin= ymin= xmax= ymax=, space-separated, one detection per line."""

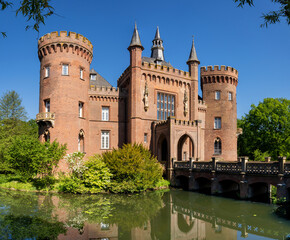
xmin=0 ymin=189 xmax=290 ymax=240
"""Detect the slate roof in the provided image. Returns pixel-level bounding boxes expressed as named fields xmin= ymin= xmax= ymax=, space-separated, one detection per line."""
xmin=142 ymin=57 xmax=172 ymax=68
xmin=90 ymin=69 xmax=112 ymax=87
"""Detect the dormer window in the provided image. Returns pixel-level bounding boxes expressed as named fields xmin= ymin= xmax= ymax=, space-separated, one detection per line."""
xmin=90 ymin=74 xmax=96 ymax=80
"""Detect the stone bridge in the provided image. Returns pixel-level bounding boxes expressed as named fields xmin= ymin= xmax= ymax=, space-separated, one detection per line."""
xmin=171 ymin=157 xmax=290 ymax=201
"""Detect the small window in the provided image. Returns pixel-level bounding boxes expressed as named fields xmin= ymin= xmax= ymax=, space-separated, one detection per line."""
xmin=78 ymin=131 xmax=84 ymax=152
xmin=45 ymin=66 xmax=50 ymax=78
xmin=214 ymin=117 xmax=221 ymax=129
xmin=44 ymin=99 xmax=50 ymax=112
xmin=62 ymin=64 xmax=69 ymax=75
xmin=90 ymin=74 xmax=97 ymax=80
xmin=101 ymin=131 xmax=110 ymax=149
xmin=80 ymin=68 xmax=84 ymax=79
xmin=228 ymin=92 xmax=233 ymax=101
xmin=214 ymin=138 xmax=222 ymax=155
xmin=183 ymin=152 xmax=187 ymax=161
xmin=102 ymin=107 xmax=109 ymax=121
xmin=79 ymin=102 xmax=84 ymax=118
xmin=215 ymin=91 xmax=220 ymax=100
xmin=44 ymin=130 xmax=50 ymax=142
xmin=100 ymin=222 xmax=110 ymax=230
xmin=144 ymin=133 xmax=148 ymax=143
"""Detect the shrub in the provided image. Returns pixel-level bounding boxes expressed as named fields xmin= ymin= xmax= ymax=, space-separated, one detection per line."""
xmin=253 ymin=149 xmax=269 ymax=161
xmin=57 ymin=177 xmax=86 ymax=194
xmin=102 ymin=143 xmax=163 ymax=192
xmin=82 ymin=155 xmax=112 ymax=193
xmin=4 ymin=135 xmax=66 ymax=181
xmin=65 ymin=152 xmax=87 ymax=178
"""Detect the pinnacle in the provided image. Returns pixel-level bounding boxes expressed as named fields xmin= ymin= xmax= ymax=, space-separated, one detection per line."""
xmin=154 ymin=26 xmax=161 ymax=39
xmin=128 ymin=23 xmax=144 ymax=50
xmin=187 ymin=36 xmax=200 ymax=64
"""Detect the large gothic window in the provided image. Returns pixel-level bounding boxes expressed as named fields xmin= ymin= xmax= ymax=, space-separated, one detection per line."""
xmin=157 ymin=92 xmax=175 ymax=120
xmin=214 ymin=138 xmax=221 ymax=155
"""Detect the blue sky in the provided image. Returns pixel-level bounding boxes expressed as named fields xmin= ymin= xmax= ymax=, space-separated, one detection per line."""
xmin=0 ymin=0 xmax=289 ymax=119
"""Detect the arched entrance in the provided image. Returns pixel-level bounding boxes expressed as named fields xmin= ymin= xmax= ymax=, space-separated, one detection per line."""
xmin=177 ymin=134 xmax=194 ymax=161
xmin=157 ymin=134 xmax=168 ymax=163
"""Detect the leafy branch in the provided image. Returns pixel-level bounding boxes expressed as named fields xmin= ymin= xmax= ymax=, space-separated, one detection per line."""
xmin=234 ymin=0 xmax=290 ymax=27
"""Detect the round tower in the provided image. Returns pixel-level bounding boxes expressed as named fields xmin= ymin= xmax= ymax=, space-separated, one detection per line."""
xmin=200 ymin=65 xmax=238 ymax=161
xmin=37 ymin=31 xmax=93 ymax=166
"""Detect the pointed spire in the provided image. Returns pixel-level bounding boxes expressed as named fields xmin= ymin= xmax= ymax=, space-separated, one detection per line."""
xmin=154 ymin=26 xmax=161 ymax=39
xmin=128 ymin=23 xmax=144 ymax=50
xmin=187 ymin=36 xmax=200 ymax=64
xmin=151 ymin=26 xmax=164 ymax=61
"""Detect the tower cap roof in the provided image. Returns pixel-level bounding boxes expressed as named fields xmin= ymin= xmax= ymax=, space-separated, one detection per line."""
xmin=154 ymin=26 xmax=161 ymax=39
xmin=187 ymin=36 xmax=200 ymax=64
xmin=128 ymin=23 xmax=144 ymax=50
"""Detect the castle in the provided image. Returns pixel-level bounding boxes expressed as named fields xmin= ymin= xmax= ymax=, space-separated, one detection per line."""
xmin=36 ymin=25 xmax=239 ymax=176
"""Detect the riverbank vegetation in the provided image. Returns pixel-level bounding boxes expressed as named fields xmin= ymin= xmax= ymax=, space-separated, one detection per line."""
xmin=0 ymin=90 xmax=169 ymax=194
xmin=238 ymin=98 xmax=290 ymax=161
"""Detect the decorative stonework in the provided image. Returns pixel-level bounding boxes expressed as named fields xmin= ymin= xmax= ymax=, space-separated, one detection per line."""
xmin=143 ymin=81 xmax=149 ymax=111
xmin=183 ymin=89 xmax=188 ymax=116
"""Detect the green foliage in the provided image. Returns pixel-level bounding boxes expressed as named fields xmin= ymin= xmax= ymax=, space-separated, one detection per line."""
xmin=1 ymin=0 xmax=54 ymax=36
xmin=65 ymin=152 xmax=87 ymax=178
xmin=102 ymin=143 xmax=163 ymax=192
xmin=234 ymin=0 xmax=290 ymax=27
xmin=154 ymin=179 xmax=170 ymax=189
xmin=4 ymin=135 xmax=66 ymax=181
xmin=82 ymin=155 xmax=112 ymax=192
xmin=238 ymin=98 xmax=290 ymax=160
xmin=57 ymin=176 xmax=86 ymax=194
xmin=253 ymin=149 xmax=270 ymax=161
xmin=0 ymin=90 xmax=27 ymax=121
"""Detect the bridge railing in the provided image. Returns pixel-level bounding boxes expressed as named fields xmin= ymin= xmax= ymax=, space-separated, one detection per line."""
xmin=173 ymin=156 xmax=288 ymax=175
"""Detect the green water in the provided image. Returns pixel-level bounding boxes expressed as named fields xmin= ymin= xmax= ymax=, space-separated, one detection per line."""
xmin=0 ymin=189 xmax=289 ymax=240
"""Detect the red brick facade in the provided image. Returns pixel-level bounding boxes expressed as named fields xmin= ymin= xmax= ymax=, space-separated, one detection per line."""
xmin=36 ymin=28 xmax=239 ymax=173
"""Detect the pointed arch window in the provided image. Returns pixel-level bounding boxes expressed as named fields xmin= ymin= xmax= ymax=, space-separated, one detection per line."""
xmin=78 ymin=130 xmax=85 ymax=152
xmin=44 ymin=130 xmax=50 ymax=142
xmin=214 ymin=138 xmax=221 ymax=155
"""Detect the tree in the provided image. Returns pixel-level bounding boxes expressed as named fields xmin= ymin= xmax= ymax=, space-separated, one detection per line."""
xmin=0 ymin=90 xmax=27 ymax=121
xmin=1 ymin=0 xmax=54 ymax=37
xmin=234 ymin=0 xmax=290 ymax=27
xmin=238 ymin=98 xmax=290 ymax=160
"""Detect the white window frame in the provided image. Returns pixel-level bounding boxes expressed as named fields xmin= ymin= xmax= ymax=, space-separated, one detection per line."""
xmin=44 ymin=99 xmax=50 ymax=112
xmin=228 ymin=92 xmax=233 ymax=101
xmin=90 ymin=74 xmax=97 ymax=80
xmin=144 ymin=133 xmax=148 ymax=143
xmin=80 ymin=68 xmax=84 ymax=79
xmin=214 ymin=138 xmax=222 ymax=155
xmin=214 ymin=117 xmax=221 ymax=129
xmin=102 ymin=106 xmax=109 ymax=121
xmin=45 ymin=66 xmax=50 ymax=78
xmin=62 ymin=64 xmax=69 ymax=76
xmin=157 ymin=92 xmax=175 ymax=120
xmin=215 ymin=91 xmax=221 ymax=100
xmin=101 ymin=131 xmax=110 ymax=150
xmin=79 ymin=102 xmax=84 ymax=118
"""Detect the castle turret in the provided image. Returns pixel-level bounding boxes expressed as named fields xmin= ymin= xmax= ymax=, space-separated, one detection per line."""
xmin=127 ymin=24 xmax=144 ymax=143
xmin=37 ymin=31 xmax=93 ymax=166
xmin=200 ymin=66 xmax=238 ymax=161
xmin=151 ymin=27 xmax=164 ymax=63
xmin=187 ymin=37 xmax=200 ymax=121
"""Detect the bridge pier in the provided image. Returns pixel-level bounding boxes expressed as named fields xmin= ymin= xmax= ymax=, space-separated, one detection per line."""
xmin=239 ymin=182 xmax=249 ymax=199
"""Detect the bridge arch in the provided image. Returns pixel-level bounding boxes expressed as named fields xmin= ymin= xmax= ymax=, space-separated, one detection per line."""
xmin=177 ymin=134 xmax=194 ymax=161
xmin=195 ymin=177 xmax=211 ymax=194
xmin=175 ymin=175 xmax=189 ymax=190
xmin=218 ymin=180 xmax=240 ymax=199
xmin=157 ymin=134 xmax=169 ymax=163
xmin=177 ymin=213 xmax=195 ymax=233
xmin=248 ymin=182 xmax=270 ymax=203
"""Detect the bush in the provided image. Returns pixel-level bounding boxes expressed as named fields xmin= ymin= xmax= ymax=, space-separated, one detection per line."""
xmin=82 ymin=155 xmax=112 ymax=193
xmin=4 ymin=135 xmax=66 ymax=181
xmin=57 ymin=177 xmax=86 ymax=194
xmin=65 ymin=152 xmax=87 ymax=178
xmin=253 ymin=149 xmax=270 ymax=161
xmin=102 ymin=144 xmax=163 ymax=192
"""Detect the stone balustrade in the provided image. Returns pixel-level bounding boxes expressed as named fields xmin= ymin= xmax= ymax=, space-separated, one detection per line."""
xmin=36 ymin=112 xmax=55 ymax=127
xmin=173 ymin=156 xmax=288 ymax=175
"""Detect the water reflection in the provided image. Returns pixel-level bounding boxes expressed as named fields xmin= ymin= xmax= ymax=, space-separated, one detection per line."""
xmin=0 ymin=189 xmax=290 ymax=240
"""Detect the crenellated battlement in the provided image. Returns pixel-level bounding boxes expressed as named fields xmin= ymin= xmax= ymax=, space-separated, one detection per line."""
xmin=38 ymin=31 xmax=93 ymax=63
xmin=141 ymin=62 xmax=190 ymax=79
xmin=200 ymin=65 xmax=238 ymax=77
xmin=200 ymin=65 xmax=238 ymax=86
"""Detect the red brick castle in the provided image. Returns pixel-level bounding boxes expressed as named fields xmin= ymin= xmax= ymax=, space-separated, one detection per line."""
xmin=36 ymin=25 xmax=239 ymax=174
